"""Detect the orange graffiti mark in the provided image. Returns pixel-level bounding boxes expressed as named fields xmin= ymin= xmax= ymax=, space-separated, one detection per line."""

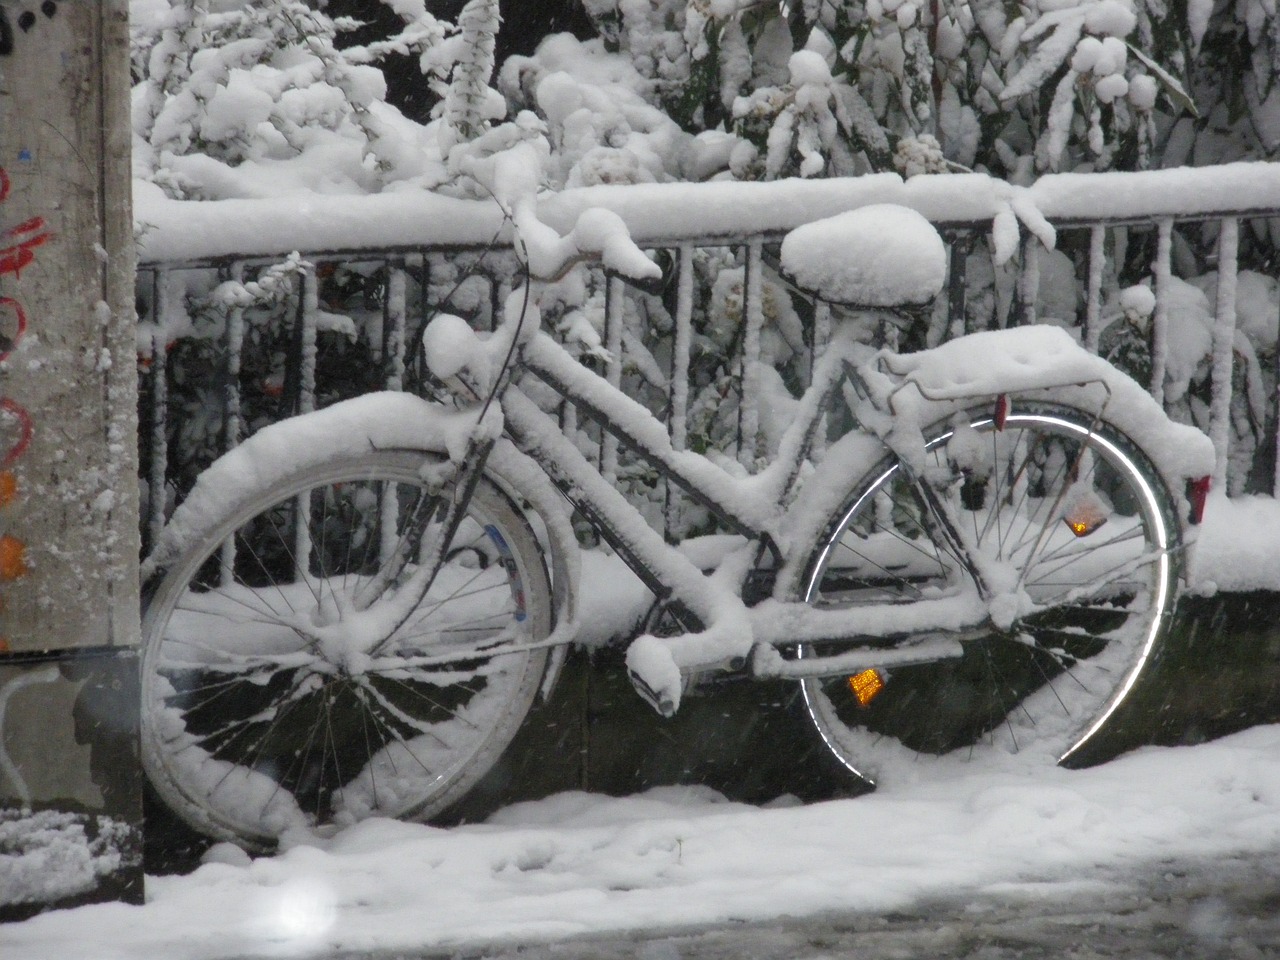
xmin=0 ymin=471 xmax=17 ymax=508
xmin=0 ymin=535 xmax=27 ymax=581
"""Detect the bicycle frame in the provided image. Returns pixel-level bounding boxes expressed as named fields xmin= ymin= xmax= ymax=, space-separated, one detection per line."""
xmin=448 ymin=319 xmax=998 ymax=704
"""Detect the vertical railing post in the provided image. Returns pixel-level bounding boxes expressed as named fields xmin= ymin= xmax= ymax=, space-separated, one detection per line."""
xmin=1084 ymin=224 xmax=1106 ymax=353
xmin=602 ymin=274 xmax=624 ymax=485
xmin=298 ymin=265 xmax=318 ymax=415
xmin=1273 ymin=291 xmax=1280 ymax=499
xmin=1209 ymin=218 xmax=1239 ymax=491
xmin=385 ymin=262 xmax=407 ymax=392
xmin=1014 ymin=234 xmax=1040 ymax=327
xmin=665 ymin=245 xmax=694 ymax=541
xmin=220 ymin=261 xmax=245 ymax=585
xmin=293 ymin=265 xmax=319 ymax=581
xmin=1150 ymin=219 xmax=1174 ymax=406
xmin=740 ymin=240 xmax=764 ymax=467
xmin=942 ymin=233 xmax=969 ymax=343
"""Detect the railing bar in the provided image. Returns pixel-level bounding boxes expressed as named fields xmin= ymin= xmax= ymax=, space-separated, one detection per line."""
xmin=665 ymin=245 xmax=694 ymax=541
xmin=299 ymin=267 xmax=318 ymax=414
xmin=1015 ymin=234 xmax=1039 ymax=327
xmin=602 ymin=274 xmax=623 ymax=485
xmin=1210 ymin=217 xmax=1239 ymax=491
xmin=1149 ymin=219 xmax=1173 ymax=405
xmin=385 ymin=262 xmax=407 ymax=391
xmin=223 ymin=261 xmax=246 ymax=451
xmin=811 ymin=298 xmax=831 ymax=459
xmin=740 ymin=240 xmax=764 ymax=467
xmin=1084 ymin=225 xmax=1106 ymax=353
xmin=414 ymin=252 xmax=430 ymax=389
xmin=1274 ymin=292 xmax=1280 ymax=498
xmin=293 ymin=267 xmax=319 ymax=581
xmin=220 ymin=260 xmax=245 ymax=586
xmin=135 ymin=207 xmax=1280 ymax=272
xmin=942 ymin=233 xmax=969 ymax=343
xmin=671 ymin=245 xmax=693 ymax=452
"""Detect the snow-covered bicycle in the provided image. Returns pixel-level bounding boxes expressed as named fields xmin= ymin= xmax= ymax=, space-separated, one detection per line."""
xmin=138 ymin=177 xmax=1215 ymax=849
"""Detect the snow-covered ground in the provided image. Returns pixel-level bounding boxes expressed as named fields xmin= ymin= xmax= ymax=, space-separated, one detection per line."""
xmin=3 ymin=491 xmax=1280 ymax=960
xmin=5 ymin=725 xmax=1280 ymax=959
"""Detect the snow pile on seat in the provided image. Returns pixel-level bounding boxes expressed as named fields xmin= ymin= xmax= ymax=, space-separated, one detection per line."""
xmin=779 ymin=204 xmax=946 ymax=307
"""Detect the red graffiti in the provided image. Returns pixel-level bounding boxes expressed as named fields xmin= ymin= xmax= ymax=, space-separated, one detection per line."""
xmin=0 ymin=165 xmax=53 ymax=279
xmin=0 ymin=167 xmax=39 ymax=600
xmin=0 ymin=216 xmax=50 ymax=278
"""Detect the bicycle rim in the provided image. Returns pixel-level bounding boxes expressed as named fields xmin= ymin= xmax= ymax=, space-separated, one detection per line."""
xmin=798 ymin=403 xmax=1178 ymax=784
xmin=141 ymin=451 xmax=551 ymax=848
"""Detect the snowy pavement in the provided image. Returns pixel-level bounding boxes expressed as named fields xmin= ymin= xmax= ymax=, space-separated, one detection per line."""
xmin=7 ymin=723 xmax=1280 ymax=959
xmin=340 ymin=853 xmax=1280 ymax=960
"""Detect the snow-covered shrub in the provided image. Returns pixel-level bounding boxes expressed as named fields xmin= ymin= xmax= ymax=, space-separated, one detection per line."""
xmin=574 ymin=0 xmax=1198 ymax=181
xmin=1097 ymin=271 xmax=1278 ymax=495
xmin=131 ymin=0 xmax=456 ymax=198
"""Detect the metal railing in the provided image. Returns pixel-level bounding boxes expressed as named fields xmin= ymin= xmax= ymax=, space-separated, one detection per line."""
xmin=135 ymin=165 xmax=1280 ymax=551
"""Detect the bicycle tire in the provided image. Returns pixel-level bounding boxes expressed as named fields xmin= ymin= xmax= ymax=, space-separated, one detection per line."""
xmin=141 ymin=450 xmax=552 ymax=849
xmin=795 ymin=401 xmax=1180 ymax=784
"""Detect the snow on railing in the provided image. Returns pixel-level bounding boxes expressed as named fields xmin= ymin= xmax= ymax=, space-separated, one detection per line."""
xmin=135 ymin=163 xmax=1280 ymax=548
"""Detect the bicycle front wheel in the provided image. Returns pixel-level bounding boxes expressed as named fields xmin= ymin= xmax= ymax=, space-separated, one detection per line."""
xmin=797 ymin=402 xmax=1180 ymax=784
xmin=141 ymin=450 xmax=552 ymax=849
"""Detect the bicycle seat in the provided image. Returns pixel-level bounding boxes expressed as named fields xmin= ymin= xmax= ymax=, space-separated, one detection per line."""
xmin=779 ymin=203 xmax=946 ymax=309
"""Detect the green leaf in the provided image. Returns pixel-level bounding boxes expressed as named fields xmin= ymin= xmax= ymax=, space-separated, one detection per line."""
xmin=1127 ymin=43 xmax=1200 ymax=119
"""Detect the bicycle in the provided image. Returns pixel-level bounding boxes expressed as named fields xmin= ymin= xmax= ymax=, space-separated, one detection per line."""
xmin=137 ymin=190 xmax=1215 ymax=850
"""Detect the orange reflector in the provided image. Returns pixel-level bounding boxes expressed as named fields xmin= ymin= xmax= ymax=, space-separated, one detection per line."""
xmin=0 ymin=535 xmax=27 ymax=580
xmin=1062 ymin=494 xmax=1109 ymax=538
xmin=0 ymin=471 xmax=17 ymax=507
xmin=847 ymin=668 xmax=885 ymax=707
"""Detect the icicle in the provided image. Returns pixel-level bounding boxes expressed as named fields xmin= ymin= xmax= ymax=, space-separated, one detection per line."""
xmin=603 ymin=274 xmax=624 ymax=485
xmin=1084 ymin=225 xmax=1106 ymax=353
xmin=385 ymin=264 xmax=407 ymax=391
xmin=740 ymin=241 xmax=764 ymax=468
xmin=1209 ymin=218 xmax=1239 ymax=491
xmin=148 ymin=270 xmax=171 ymax=555
xmin=220 ymin=261 xmax=246 ymax=586
xmin=1150 ymin=219 xmax=1173 ymax=405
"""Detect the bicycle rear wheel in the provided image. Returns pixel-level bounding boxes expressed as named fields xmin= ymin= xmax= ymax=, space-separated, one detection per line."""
xmin=797 ymin=402 xmax=1179 ymax=784
xmin=141 ymin=450 xmax=551 ymax=849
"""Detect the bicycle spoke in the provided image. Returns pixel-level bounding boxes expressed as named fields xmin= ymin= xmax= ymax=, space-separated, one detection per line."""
xmin=798 ymin=405 xmax=1176 ymax=783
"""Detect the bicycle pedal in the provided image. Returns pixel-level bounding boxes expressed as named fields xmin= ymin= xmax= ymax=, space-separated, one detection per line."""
xmin=626 ymin=668 xmax=677 ymax=717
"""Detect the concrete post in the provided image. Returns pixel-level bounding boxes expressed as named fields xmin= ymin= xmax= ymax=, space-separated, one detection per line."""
xmin=0 ymin=0 xmax=141 ymax=916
